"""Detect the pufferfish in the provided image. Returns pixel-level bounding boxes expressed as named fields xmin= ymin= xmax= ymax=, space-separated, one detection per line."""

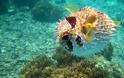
xmin=57 ymin=7 xmax=116 ymax=52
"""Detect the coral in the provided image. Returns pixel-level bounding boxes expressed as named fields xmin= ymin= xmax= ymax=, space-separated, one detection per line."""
xmin=89 ymin=55 xmax=124 ymax=78
xmin=50 ymin=60 xmax=109 ymax=78
xmin=20 ymin=54 xmax=54 ymax=78
xmin=20 ymin=47 xmax=124 ymax=78
xmin=20 ymin=57 xmax=110 ymax=78
xmin=31 ymin=0 xmax=64 ymax=22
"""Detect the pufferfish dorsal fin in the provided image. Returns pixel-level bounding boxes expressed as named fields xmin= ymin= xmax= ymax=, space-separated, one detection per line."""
xmin=65 ymin=3 xmax=79 ymax=14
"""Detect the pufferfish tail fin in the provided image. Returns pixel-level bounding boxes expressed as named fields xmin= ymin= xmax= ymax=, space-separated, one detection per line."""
xmin=113 ymin=20 xmax=124 ymax=30
xmin=114 ymin=21 xmax=121 ymax=26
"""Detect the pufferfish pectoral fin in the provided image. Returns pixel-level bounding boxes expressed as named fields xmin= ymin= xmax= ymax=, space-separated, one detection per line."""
xmin=83 ymin=34 xmax=93 ymax=42
xmin=82 ymin=23 xmax=95 ymax=42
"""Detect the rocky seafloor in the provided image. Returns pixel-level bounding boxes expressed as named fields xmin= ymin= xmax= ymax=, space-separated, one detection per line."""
xmin=0 ymin=0 xmax=124 ymax=78
xmin=0 ymin=11 xmax=58 ymax=78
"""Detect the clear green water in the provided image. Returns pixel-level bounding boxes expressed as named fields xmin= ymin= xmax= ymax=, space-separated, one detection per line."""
xmin=0 ymin=0 xmax=124 ymax=78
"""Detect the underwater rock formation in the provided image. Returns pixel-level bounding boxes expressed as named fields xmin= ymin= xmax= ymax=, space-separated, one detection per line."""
xmin=53 ymin=46 xmax=84 ymax=66
xmin=31 ymin=0 xmax=64 ymax=22
xmin=90 ymin=55 xmax=124 ymax=78
xmin=55 ymin=0 xmax=66 ymax=4
xmin=100 ymin=43 xmax=114 ymax=61
xmin=0 ymin=0 xmax=9 ymax=14
xmin=0 ymin=0 xmax=39 ymax=15
xmin=13 ymin=0 xmax=39 ymax=8
xmin=118 ymin=0 xmax=124 ymax=4
xmin=20 ymin=47 xmax=124 ymax=78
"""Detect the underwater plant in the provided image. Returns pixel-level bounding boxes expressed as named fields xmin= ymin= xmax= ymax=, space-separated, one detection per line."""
xmin=31 ymin=0 xmax=64 ymax=22
xmin=57 ymin=7 xmax=116 ymax=51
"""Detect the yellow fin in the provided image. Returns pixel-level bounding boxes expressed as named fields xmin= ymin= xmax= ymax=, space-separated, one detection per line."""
xmin=83 ymin=23 xmax=95 ymax=42
xmin=65 ymin=3 xmax=79 ymax=14
xmin=83 ymin=34 xmax=93 ymax=41
xmin=114 ymin=21 xmax=121 ymax=25
xmin=84 ymin=29 xmax=94 ymax=42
